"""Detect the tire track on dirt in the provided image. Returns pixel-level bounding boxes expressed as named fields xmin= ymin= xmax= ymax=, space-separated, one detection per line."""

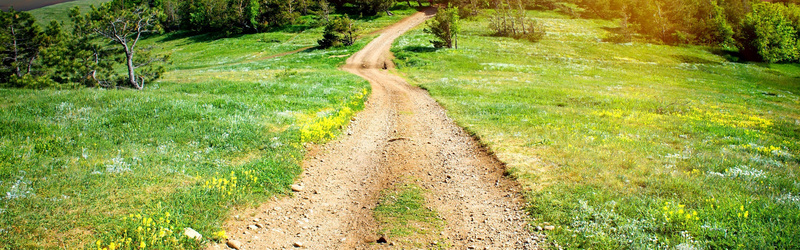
xmin=214 ymin=8 xmax=542 ymax=249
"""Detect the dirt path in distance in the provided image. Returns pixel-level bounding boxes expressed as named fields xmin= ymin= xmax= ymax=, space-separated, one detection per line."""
xmin=214 ymin=8 xmax=543 ymax=249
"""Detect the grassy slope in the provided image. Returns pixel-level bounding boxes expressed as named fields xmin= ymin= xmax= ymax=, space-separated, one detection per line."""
xmin=26 ymin=0 xmax=111 ymax=27
xmin=393 ymin=10 xmax=800 ymax=249
xmin=0 ymin=5 xmax=421 ymax=249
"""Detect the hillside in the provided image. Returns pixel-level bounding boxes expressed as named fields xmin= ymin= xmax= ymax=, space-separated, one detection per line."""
xmin=26 ymin=0 xmax=110 ymax=27
xmin=0 ymin=5 xmax=421 ymax=248
xmin=4 ymin=0 xmax=800 ymax=248
xmin=393 ymin=9 xmax=800 ymax=248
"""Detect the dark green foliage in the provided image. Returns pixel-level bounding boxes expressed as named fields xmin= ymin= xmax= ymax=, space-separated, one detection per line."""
xmin=488 ymin=0 xmax=545 ymax=43
xmin=318 ymin=15 xmax=357 ymax=48
xmin=356 ymin=0 xmax=396 ymax=15
xmin=425 ymin=6 xmax=460 ymax=48
xmin=151 ymin=0 xmax=274 ymax=33
xmin=737 ymin=2 xmax=799 ymax=62
xmin=704 ymin=1 xmax=736 ymax=47
xmin=0 ymin=8 xmax=56 ymax=87
xmin=316 ymin=0 xmax=334 ymax=25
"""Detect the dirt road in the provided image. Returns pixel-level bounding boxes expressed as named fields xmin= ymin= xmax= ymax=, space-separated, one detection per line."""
xmin=216 ymin=8 xmax=542 ymax=249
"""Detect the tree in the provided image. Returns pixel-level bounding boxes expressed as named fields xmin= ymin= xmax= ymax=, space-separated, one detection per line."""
xmin=318 ymin=15 xmax=357 ymax=48
xmin=706 ymin=0 xmax=735 ymax=47
xmin=425 ymin=5 xmax=460 ymax=48
xmin=317 ymin=0 xmax=334 ymax=24
xmin=356 ymin=0 xmax=396 ymax=16
xmin=737 ymin=2 xmax=799 ymax=62
xmin=0 ymin=8 xmax=48 ymax=83
xmin=77 ymin=1 xmax=168 ymax=89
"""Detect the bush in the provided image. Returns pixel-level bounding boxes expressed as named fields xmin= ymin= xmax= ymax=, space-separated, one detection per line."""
xmin=489 ymin=0 xmax=546 ymax=43
xmin=317 ymin=15 xmax=358 ymax=48
xmin=737 ymin=2 xmax=799 ymax=63
xmin=424 ymin=6 xmax=460 ymax=48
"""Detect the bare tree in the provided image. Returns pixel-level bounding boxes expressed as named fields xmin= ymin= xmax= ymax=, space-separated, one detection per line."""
xmin=81 ymin=3 xmax=165 ymax=89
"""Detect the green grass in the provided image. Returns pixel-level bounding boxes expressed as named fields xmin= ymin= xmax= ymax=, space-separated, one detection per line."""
xmin=373 ymin=179 xmax=446 ymax=248
xmin=393 ymin=10 xmax=800 ymax=249
xmin=26 ymin=0 xmax=111 ymax=27
xmin=0 ymin=5 xmax=423 ymax=249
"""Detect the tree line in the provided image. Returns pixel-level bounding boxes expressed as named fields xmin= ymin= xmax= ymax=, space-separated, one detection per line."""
xmin=125 ymin=0 xmax=409 ymax=33
xmin=1 ymin=1 xmax=168 ymax=89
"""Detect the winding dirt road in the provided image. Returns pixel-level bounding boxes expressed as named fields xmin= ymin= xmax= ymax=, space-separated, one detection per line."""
xmin=216 ymin=8 xmax=541 ymax=249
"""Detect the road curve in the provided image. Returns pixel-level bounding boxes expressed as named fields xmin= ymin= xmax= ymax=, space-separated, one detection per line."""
xmin=216 ymin=8 xmax=541 ymax=249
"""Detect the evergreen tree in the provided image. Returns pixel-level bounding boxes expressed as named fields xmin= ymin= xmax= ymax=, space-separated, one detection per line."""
xmin=318 ymin=15 xmax=357 ymax=48
xmin=0 ymin=8 xmax=47 ymax=83
xmin=425 ymin=6 xmax=460 ymax=48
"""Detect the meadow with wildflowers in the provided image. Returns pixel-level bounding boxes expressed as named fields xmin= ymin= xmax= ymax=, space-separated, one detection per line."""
xmin=393 ymin=10 xmax=800 ymax=248
xmin=0 ymin=2 xmax=421 ymax=248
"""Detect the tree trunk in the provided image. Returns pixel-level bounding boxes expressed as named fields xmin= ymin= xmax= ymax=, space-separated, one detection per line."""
xmin=125 ymin=48 xmax=140 ymax=89
xmin=26 ymin=54 xmax=36 ymax=76
xmin=10 ymin=26 xmax=22 ymax=77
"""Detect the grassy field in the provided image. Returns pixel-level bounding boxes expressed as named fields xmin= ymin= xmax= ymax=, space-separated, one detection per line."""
xmin=26 ymin=0 xmax=111 ymax=27
xmin=393 ymin=10 xmax=800 ymax=248
xmin=0 ymin=4 xmax=422 ymax=249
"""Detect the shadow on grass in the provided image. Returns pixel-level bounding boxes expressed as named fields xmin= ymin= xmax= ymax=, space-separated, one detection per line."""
xmin=400 ymin=45 xmax=437 ymax=53
xmin=336 ymin=2 xmax=429 ymax=21
xmin=673 ymin=54 xmax=720 ymax=64
xmin=708 ymin=48 xmax=743 ymax=63
xmin=154 ymin=30 xmax=248 ymax=44
xmin=269 ymin=23 xmax=317 ymax=33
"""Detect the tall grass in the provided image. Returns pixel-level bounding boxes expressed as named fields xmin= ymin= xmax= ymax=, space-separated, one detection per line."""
xmin=0 ymin=5 xmax=423 ymax=249
xmin=393 ymin=10 xmax=800 ymax=249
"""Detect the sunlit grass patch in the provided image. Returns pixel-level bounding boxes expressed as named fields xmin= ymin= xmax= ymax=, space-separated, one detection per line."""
xmin=393 ymin=9 xmax=800 ymax=249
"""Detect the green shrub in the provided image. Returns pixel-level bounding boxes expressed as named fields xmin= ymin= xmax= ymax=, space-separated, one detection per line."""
xmin=424 ymin=6 xmax=460 ymax=48
xmin=317 ymin=15 xmax=357 ymax=48
xmin=737 ymin=2 xmax=799 ymax=63
xmin=488 ymin=1 xmax=547 ymax=43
